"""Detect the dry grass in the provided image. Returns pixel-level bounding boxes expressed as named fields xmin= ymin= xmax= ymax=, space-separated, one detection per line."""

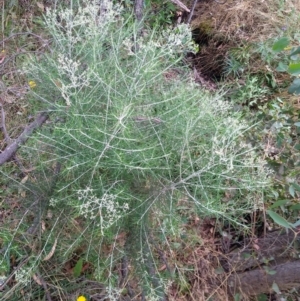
xmin=163 ymin=218 xmax=234 ymax=301
xmin=183 ymin=0 xmax=300 ymax=91
xmin=189 ymin=0 xmax=300 ymax=42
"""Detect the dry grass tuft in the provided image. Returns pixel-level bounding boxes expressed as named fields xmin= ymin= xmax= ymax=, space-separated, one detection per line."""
xmin=190 ymin=0 xmax=300 ymax=42
xmin=184 ymin=0 xmax=300 ymax=85
xmin=166 ymin=219 xmax=235 ymax=301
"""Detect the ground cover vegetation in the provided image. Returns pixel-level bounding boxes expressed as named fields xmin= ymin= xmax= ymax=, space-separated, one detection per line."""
xmin=0 ymin=0 xmax=300 ymax=300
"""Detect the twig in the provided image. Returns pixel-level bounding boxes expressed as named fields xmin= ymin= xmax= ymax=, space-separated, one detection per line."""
xmin=155 ymin=245 xmax=172 ymax=276
xmin=134 ymin=0 xmax=144 ymax=23
xmin=0 ymin=257 xmax=30 ymax=291
xmin=26 ymin=162 xmax=61 ymax=236
xmin=0 ymin=111 xmax=49 ymax=165
xmin=170 ymin=0 xmax=190 ymax=12
xmin=36 ymin=272 xmax=52 ymax=301
xmin=142 ymin=226 xmax=167 ymax=301
xmin=0 ymin=50 xmax=49 ymax=71
xmin=126 ymin=284 xmax=135 ymax=299
xmin=0 ymin=32 xmax=48 ymax=45
xmin=187 ymin=0 xmax=198 ymax=24
xmin=0 ymin=104 xmax=11 ymax=142
xmin=119 ymin=255 xmax=128 ymax=287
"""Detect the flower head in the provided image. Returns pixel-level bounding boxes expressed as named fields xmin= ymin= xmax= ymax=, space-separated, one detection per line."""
xmin=28 ymin=80 xmax=37 ymax=89
xmin=77 ymin=295 xmax=87 ymax=301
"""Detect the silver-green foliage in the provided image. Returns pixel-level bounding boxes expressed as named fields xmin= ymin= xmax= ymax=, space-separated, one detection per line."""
xmin=23 ymin=1 xmax=270 ymax=230
xmin=18 ymin=2 xmax=273 ymax=296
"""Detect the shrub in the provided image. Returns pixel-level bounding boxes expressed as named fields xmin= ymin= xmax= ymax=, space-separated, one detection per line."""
xmin=18 ymin=1 xmax=271 ymax=298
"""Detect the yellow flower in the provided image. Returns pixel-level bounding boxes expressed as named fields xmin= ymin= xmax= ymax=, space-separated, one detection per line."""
xmin=77 ymin=296 xmax=87 ymax=301
xmin=28 ymin=80 xmax=37 ymax=89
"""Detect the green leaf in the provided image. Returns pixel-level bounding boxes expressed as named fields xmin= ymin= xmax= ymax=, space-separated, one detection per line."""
xmin=290 ymin=46 xmax=300 ymax=57
xmin=266 ymin=210 xmax=293 ymax=229
xmin=289 ymin=185 xmax=295 ymax=197
xmin=292 ymin=182 xmax=300 ymax=191
xmin=172 ymin=242 xmax=181 ymax=249
xmin=272 ymin=37 xmax=290 ymax=52
xmin=270 ymin=199 xmax=289 ymax=209
xmin=294 ymin=122 xmax=300 ymax=127
xmin=234 ymin=293 xmax=241 ymax=301
xmin=73 ymin=258 xmax=83 ymax=278
xmin=288 ymin=62 xmax=300 ymax=75
xmin=288 ymin=78 xmax=300 ymax=94
xmin=290 ymin=204 xmax=300 ymax=210
xmin=275 ymin=61 xmax=288 ymax=72
xmin=215 ymin=266 xmax=225 ymax=274
xmin=290 ymin=54 xmax=300 ymax=61
xmin=257 ymin=294 xmax=268 ymax=301
xmin=271 ymin=282 xmax=281 ymax=294
xmin=242 ymin=253 xmax=251 ymax=259
xmin=264 ymin=266 xmax=277 ymax=275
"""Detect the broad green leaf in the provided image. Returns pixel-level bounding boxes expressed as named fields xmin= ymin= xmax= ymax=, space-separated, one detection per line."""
xmin=272 ymin=37 xmax=290 ymax=52
xmin=290 ymin=204 xmax=300 ymax=210
xmin=275 ymin=61 xmax=288 ymax=72
xmin=270 ymin=199 xmax=289 ymax=209
xmin=73 ymin=258 xmax=83 ymax=278
xmin=266 ymin=210 xmax=293 ymax=229
xmin=291 ymin=182 xmax=300 ymax=191
xmin=290 ymin=46 xmax=300 ymax=57
xmin=288 ymin=78 xmax=300 ymax=94
xmin=289 ymin=185 xmax=295 ymax=197
xmin=288 ymin=62 xmax=300 ymax=75
xmin=290 ymin=55 xmax=300 ymax=61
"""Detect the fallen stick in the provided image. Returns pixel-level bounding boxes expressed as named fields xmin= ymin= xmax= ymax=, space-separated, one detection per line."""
xmin=134 ymin=0 xmax=144 ymax=22
xmin=228 ymin=260 xmax=300 ymax=295
xmin=224 ymin=230 xmax=299 ymax=273
xmin=187 ymin=0 xmax=198 ymax=23
xmin=170 ymin=0 xmax=190 ymax=12
xmin=0 ymin=111 xmax=49 ymax=165
xmin=0 ymin=104 xmax=11 ymax=142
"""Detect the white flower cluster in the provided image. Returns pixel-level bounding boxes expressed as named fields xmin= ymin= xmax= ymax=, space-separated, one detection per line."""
xmin=95 ymin=0 xmax=123 ymax=23
xmin=105 ymin=286 xmax=122 ymax=301
xmin=0 ymin=275 xmax=7 ymax=286
xmin=56 ymin=54 xmax=90 ymax=106
xmin=163 ymin=24 xmax=199 ymax=55
xmin=43 ymin=1 xmax=127 ymax=107
xmin=45 ymin=1 xmax=123 ymax=45
xmin=77 ymin=187 xmax=129 ymax=234
xmin=49 ymin=197 xmax=59 ymax=207
xmin=250 ymin=194 xmax=265 ymax=211
xmin=15 ymin=266 xmax=32 ymax=285
xmin=122 ymin=24 xmax=198 ymax=58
